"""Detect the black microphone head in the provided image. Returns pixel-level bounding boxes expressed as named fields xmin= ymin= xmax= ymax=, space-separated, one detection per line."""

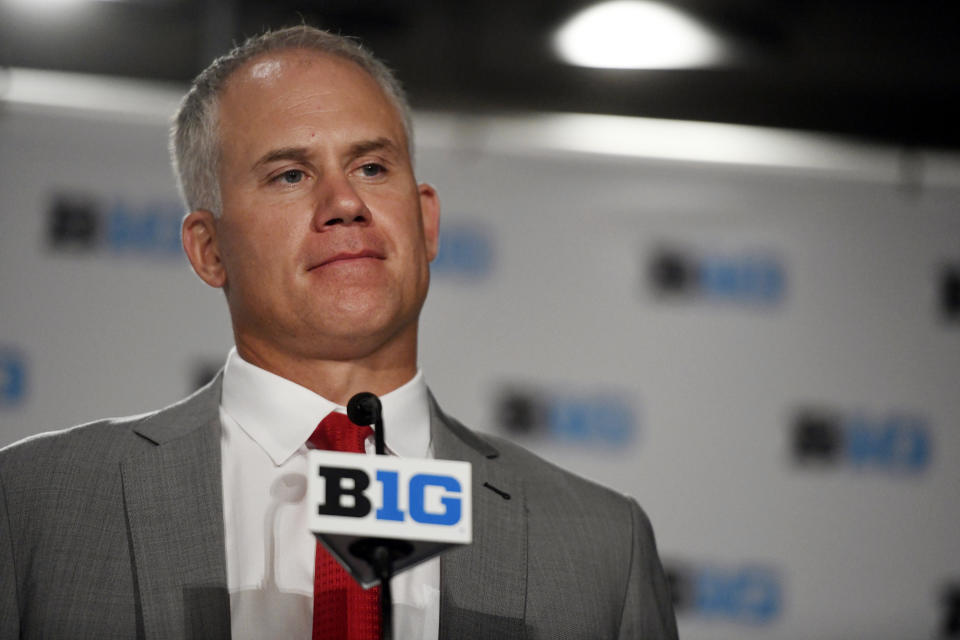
xmin=347 ymin=391 xmax=382 ymax=426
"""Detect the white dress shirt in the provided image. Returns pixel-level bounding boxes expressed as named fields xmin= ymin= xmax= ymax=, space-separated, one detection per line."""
xmin=219 ymin=348 xmax=440 ymax=640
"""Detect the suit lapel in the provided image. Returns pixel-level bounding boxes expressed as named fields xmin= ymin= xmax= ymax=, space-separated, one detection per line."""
xmin=117 ymin=379 xmax=526 ymax=637
xmin=430 ymin=396 xmax=529 ymax=639
xmin=121 ymin=377 xmax=230 ymax=639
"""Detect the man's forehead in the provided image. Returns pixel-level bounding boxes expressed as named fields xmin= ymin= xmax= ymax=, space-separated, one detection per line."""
xmin=216 ymin=48 xmax=411 ymax=159
xmin=228 ymin=49 xmax=366 ymax=92
xmin=247 ymin=57 xmax=285 ymax=81
xmin=220 ymin=49 xmax=402 ymax=127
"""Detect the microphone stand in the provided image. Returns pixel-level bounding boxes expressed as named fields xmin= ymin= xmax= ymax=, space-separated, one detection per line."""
xmin=347 ymin=392 xmax=412 ymax=640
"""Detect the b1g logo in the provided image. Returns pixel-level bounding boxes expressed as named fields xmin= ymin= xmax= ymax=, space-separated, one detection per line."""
xmin=496 ymin=386 xmax=636 ymax=447
xmin=665 ymin=561 xmax=782 ymax=625
xmin=308 ymin=452 xmax=472 ymax=544
xmin=647 ymin=246 xmax=786 ymax=305
xmin=47 ymin=192 xmax=183 ymax=256
xmin=317 ymin=468 xmax=462 ymax=526
xmin=0 ymin=349 xmax=27 ymax=408
xmin=432 ymin=223 xmax=494 ymax=279
xmin=792 ymin=407 xmax=931 ymax=472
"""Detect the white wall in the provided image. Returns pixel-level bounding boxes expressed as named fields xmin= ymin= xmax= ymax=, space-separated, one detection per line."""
xmin=2 ymin=69 xmax=958 ymax=639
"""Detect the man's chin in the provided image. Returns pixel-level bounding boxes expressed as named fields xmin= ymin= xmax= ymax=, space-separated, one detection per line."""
xmin=294 ymin=329 xmax=416 ymax=364
xmin=299 ymin=306 xmax=420 ymax=355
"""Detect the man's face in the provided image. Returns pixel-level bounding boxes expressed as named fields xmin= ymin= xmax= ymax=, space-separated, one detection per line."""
xmin=190 ymin=50 xmax=439 ymax=363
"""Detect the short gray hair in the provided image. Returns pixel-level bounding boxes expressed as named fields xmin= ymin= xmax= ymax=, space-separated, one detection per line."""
xmin=170 ymin=25 xmax=413 ymax=216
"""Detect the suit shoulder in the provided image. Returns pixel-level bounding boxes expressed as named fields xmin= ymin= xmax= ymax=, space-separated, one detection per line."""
xmin=478 ymin=431 xmax=636 ymax=515
xmin=478 ymin=431 xmax=616 ymax=489
xmin=0 ymin=412 xmax=153 ymax=473
xmin=434 ymin=405 xmax=626 ymax=504
xmin=0 ymin=375 xmax=222 ymax=473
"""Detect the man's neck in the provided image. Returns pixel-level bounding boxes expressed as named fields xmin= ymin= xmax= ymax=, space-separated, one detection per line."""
xmin=234 ymin=337 xmax=419 ymax=406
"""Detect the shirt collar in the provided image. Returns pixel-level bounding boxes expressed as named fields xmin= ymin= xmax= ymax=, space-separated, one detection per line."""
xmin=220 ymin=347 xmax=431 ymax=465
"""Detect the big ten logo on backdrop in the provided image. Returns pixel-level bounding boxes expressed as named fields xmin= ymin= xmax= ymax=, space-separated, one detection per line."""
xmin=791 ymin=406 xmax=932 ymax=473
xmin=495 ymin=384 xmax=637 ymax=447
xmin=941 ymin=262 xmax=960 ymax=323
xmin=0 ymin=348 xmax=28 ymax=409
xmin=940 ymin=582 xmax=960 ymax=639
xmin=665 ymin=560 xmax=782 ymax=625
xmin=47 ymin=191 xmax=184 ymax=257
xmin=645 ymin=245 xmax=786 ymax=306
xmin=431 ymin=221 xmax=494 ymax=279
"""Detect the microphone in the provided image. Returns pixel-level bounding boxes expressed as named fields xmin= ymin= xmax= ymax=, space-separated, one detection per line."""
xmin=347 ymin=391 xmax=385 ymax=455
xmin=308 ymin=391 xmax=472 ymax=625
xmin=346 ymin=391 xmax=380 ymax=425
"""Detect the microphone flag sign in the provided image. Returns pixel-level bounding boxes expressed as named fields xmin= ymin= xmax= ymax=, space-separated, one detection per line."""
xmin=308 ymin=451 xmax=472 ymax=588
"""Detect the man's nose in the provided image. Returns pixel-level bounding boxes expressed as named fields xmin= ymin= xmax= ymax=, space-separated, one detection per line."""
xmin=313 ymin=175 xmax=370 ymax=229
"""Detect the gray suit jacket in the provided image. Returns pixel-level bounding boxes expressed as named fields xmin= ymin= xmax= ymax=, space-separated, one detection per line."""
xmin=0 ymin=376 xmax=677 ymax=639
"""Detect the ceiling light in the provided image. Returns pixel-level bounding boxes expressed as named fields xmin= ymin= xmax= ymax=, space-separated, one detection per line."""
xmin=554 ymin=0 xmax=728 ymax=69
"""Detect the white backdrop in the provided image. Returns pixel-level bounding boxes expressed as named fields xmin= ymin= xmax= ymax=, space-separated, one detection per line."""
xmin=2 ymin=69 xmax=959 ymax=639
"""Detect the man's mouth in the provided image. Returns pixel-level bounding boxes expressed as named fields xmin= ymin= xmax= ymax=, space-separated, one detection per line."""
xmin=310 ymin=249 xmax=385 ymax=270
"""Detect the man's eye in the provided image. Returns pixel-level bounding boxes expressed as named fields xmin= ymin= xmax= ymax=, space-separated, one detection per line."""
xmin=359 ymin=163 xmax=385 ymax=177
xmin=277 ymin=170 xmax=304 ymax=184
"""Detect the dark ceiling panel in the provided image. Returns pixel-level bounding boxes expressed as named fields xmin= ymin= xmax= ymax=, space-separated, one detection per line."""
xmin=1 ymin=0 xmax=957 ymax=148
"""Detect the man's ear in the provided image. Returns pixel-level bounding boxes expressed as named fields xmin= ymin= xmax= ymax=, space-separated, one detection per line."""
xmin=182 ymin=209 xmax=227 ymax=288
xmin=418 ymin=183 xmax=441 ymax=262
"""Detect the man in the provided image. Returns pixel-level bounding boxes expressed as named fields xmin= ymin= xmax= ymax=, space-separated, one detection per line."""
xmin=0 ymin=26 xmax=677 ymax=639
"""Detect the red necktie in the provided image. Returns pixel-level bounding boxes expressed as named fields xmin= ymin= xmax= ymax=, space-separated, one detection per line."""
xmin=308 ymin=411 xmax=381 ymax=640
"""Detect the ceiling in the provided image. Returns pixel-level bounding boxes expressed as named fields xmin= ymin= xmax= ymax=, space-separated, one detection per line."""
xmin=1 ymin=0 xmax=957 ymax=149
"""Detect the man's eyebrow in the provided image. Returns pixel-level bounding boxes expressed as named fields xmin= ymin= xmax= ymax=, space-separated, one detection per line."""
xmin=348 ymin=137 xmax=401 ymax=159
xmin=251 ymin=138 xmax=401 ymax=171
xmin=252 ymin=146 xmax=311 ymax=170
